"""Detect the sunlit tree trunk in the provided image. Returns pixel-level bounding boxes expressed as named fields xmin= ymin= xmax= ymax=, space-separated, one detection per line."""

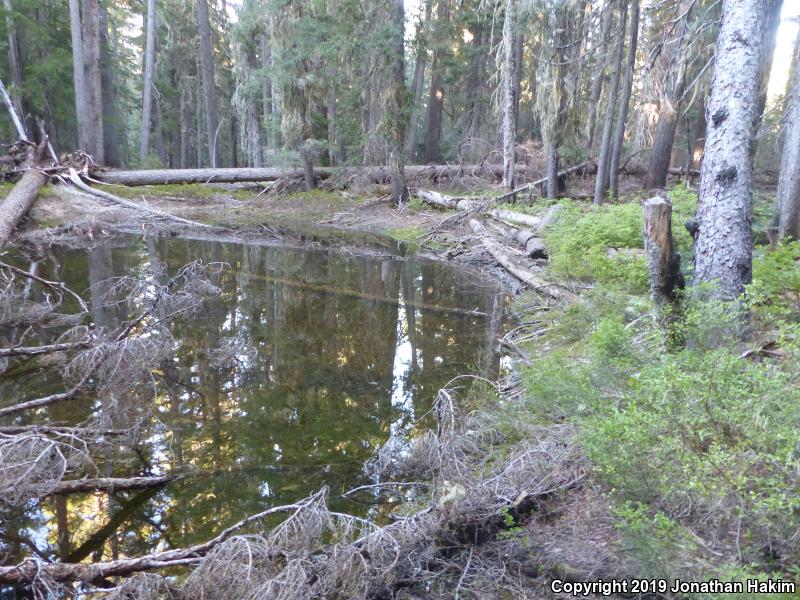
xmin=69 ymin=0 xmax=90 ymax=153
xmin=586 ymin=3 xmax=613 ymax=149
xmin=694 ymin=0 xmax=769 ymax=299
xmin=139 ymin=0 xmax=156 ymax=163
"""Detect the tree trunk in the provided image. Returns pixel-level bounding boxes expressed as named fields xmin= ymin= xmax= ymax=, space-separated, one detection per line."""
xmin=593 ymin=0 xmax=627 ymax=205
xmin=755 ymin=0 xmax=783 ymax=130
xmin=423 ymin=55 xmax=443 ymax=163
xmin=546 ymin=144 xmax=559 ymax=200
xmin=69 ymin=0 xmax=90 ymax=154
xmin=406 ymin=0 xmax=432 ymax=161
xmin=3 ymin=0 xmax=27 ymax=138
xmin=196 ymin=0 xmax=220 ymax=167
xmin=693 ymin=0 xmax=768 ymax=300
xmin=777 ymin=26 xmax=800 ymax=239
xmin=643 ymin=195 xmax=683 ymax=309
xmin=81 ymin=0 xmax=105 ymax=163
xmin=179 ymin=80 xmax=190 ymax=169
xmin=139 ymin=0 xmax=156 ymax=163
xmin=389 ymin=0 xmax=409 ymax=204
xmin=512 ymin=27 xmax=524 ymax=133
xmin=0 ymin=162 xmax=47 ymax=249
xmin=99 ymin=1 xmax=119 ymax=166
xmin=500 ymin=0 xmax=518 ymax=190
xmin=586 ymin=2 xmax=613 ymax=149
xmin=609 ymin=0 xmax=639 ymax=199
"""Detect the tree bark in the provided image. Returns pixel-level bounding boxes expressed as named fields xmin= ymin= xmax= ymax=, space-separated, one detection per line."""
xmin=593 ymin=0 xmax=627 ymax=205
xmin=139 ymin=0 xmax=156 ymax=163
xmin=609 ymin=0 xmax=639 ymax=199
xmin=389 ymin=0 xmax=409 ymax=203
xmin=69 ymin=0 xmax=90 ymax=154
xmin=406 ymin=0 xmax=432 ymax=161
xmin=81 ymin=0 xmax=105 ymax=163
xmin=423 ymin=54 xmax=443 ymax=163
xmin=196 ymin=0 xmax=220 ymax=167
xmin=0 ymin=162 xmax=47 ymax=250
xmin=693 ymin=0 xmax=768 ymax=299
xmin=643 ymin=195 xmax=683 ymax=308
xmin=3 ymin=0 xmax=27 ymax=138
xmin=48 ymin=476 xmax=176 ymax=497
xmin=777 ymin=25 xmax=800 ymax=239
xmin=546 ymin=144 xmax=559 ymax=200
xmin=500 ymin=0 xmax=518 ymax=190
xmin=586 ymin=2 xmax=613 ymax=149
xmin=99 ymin=1 xmax=119 ymax=166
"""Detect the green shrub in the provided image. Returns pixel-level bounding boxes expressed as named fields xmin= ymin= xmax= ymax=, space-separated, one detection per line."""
xmin=749 ymin=241 xmax=800 ymax=320
xmin=545 ymin=201 xmax=649 ymax=292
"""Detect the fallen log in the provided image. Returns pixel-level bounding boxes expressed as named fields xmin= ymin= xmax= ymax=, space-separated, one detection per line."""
xmin=0 ymin=425 xmax=126 ymax=437
xmin=469 ymin=219 xmax=574 ymax=301
xmin=92 ymin=164 xmax=533 ymax=187
xmin=47 ymin=475 xmax=176 ymax=496
xmin=488 ymin=220 xmax=547 ymax=259
xmin=414 ymin=189 xmax=544 ymax=229
xmin=0 ymin=490 xmax=325 ymax=584
xmin=0 ymin=141 xmax=48 ymax=250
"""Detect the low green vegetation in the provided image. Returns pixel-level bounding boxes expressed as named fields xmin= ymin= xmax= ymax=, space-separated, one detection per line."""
xmin=387 ymin=224 xmax=427 ymax=247
xmin=511 ymin=187 xmax=800 ymax=594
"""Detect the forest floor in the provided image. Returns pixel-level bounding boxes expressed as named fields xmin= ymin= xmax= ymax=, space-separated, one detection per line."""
xmin=5 ymin=173 xmax=799 ymax=597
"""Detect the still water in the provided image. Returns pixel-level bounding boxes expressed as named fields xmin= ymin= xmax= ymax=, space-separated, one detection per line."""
xmin=0 ymin=235 xmax=507 ymax=565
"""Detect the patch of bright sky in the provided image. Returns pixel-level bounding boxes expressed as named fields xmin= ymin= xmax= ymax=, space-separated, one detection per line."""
xmin=768 ymin=3 xmax=800 ymax=100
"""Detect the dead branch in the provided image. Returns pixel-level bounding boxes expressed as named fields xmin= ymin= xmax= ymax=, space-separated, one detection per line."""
xmin=47 ymin=475 xmax=176 ymax=496
xmin=66 ymin=168 xmax=216 ymax=229
xmin=0 ymin=490 xmax=326 ymax=584
xmin=0 ymin=260 xmax=90 ymax=313
xmin=0 ymin=339 xmax=92 ymax=358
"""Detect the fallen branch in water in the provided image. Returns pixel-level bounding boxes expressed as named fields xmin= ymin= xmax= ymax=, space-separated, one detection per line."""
xmin=0 ymin=490 xmax=326 ymax=584
xmin=0 ymin=339 xmax=93 ymax=358
xmin=0 ymin=260 xmax=90 ymax=313
xmin=47 ymin=475 xmax=177 ymax=496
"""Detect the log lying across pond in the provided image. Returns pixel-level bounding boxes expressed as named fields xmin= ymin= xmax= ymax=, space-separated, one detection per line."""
xmin=92 ymin=164 xmax=530 ymax=187
xmin=47 ymin=475 xmax=177 ymax=496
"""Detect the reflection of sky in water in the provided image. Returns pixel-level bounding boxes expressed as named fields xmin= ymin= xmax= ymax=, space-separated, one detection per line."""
xmin=0 ymin=236 xmax=508 ymax=564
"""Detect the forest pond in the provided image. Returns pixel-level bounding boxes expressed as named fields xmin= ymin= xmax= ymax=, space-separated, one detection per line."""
xmin=0 ymin=234 xmax=508 ymax=563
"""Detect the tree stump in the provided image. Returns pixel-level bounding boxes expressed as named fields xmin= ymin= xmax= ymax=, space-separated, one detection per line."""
xmin=643 ymin=195 xmax=684 ymax=309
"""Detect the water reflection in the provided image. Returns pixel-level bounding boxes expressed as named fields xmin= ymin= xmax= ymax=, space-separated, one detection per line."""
xmin=0 ymin=236 xmax=507 ymax=570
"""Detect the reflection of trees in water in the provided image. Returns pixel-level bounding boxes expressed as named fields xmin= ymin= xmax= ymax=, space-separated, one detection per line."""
xmin=0 ymin=238 xmax=505 ymax=558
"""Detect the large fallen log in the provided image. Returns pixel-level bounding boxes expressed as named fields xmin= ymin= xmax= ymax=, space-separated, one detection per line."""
xmin=488 ymin=220 xmax=547 ymax=259
xmin=0 ymin=141 xmax=48 ymax=250
xmin=414 ymin=189 xmax=543 ymax=229
xmin=469 ymin=219 xmax=574 ymax=302
xmin=47 ymin=475 xmax=176 ymax=496
xmin=91 ymin=164 xmax=529 ymax=187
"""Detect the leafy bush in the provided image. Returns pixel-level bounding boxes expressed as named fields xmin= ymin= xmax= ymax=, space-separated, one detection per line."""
xmin=749 ymin=241 xmax=800 ymax=320
xmin=545 ymin=201 xmax=649 ymax=292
